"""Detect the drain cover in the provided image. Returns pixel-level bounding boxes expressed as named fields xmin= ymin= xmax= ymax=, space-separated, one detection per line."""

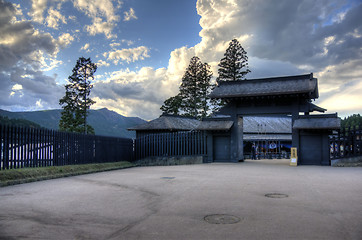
xmin=161 ymin=177 xmax=175 ymax=179
xmin=204 ymin=214 xmax=241 ymax=224
xmin=265 ymin=193 xmax=288 ymax=198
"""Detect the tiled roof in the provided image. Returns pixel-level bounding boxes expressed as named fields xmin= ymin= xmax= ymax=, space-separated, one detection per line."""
xmin=243 ymin=116 xmax=291 ymax=133
xmin=210 ymin=73 xmax=318 ymax=99
xmin=196 ymin=116 xmax=292 ymax=133
xmin=129 ymin=115 xmax=293 ymax=134
xmin=196 ymin=120 xmax=234 ymax=131
xmin=293 ymin=114 xmax=340 ymax=130
xmin=127 ymin=114 xmax=200 ymax=131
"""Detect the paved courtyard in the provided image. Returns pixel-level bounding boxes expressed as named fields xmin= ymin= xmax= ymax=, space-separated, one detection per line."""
xmin=0 ymin=159 xmax=361 ymax=240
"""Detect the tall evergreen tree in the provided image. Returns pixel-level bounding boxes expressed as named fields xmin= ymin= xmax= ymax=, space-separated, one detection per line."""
xmin=217 ymin=39 xmax=250 ymax=82
xmin=59 ymin=57 xmax=97 ymax=134
xmin=160 ymin=94 xmax=182 ymax=115
xmin=197 ymin=61 xmax=213 ymax=118
xmin=160 ymin=56 xmax=215 ymax=119
xmin=179 ymin=56 xmax=203 ymax=118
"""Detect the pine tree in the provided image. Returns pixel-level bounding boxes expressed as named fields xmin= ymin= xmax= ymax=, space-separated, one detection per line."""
xmin=59 ymin=57 xmax=97 ymax=134
xmin=160 ymin=56 xmax=215 ymax=119
xmin=197 ymin=61 xmax=213 ymax=118
xmin=179 ymin=56 xmax=203 ymax=118
xmin=160 ymin=95 xmax=182 ymax=115
xmin=217 ymin=39 xmax=250 ymax=82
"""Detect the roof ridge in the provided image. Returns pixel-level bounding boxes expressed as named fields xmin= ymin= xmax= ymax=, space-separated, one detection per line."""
xmin=218 ymin=73 xmax=313 ymax=85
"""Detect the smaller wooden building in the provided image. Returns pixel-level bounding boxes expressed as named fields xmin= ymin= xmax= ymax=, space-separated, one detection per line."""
xmin=293 ymin=113 xmax=340 ymax=165
xmin=128 ymin=114 xmax=200 ymax=139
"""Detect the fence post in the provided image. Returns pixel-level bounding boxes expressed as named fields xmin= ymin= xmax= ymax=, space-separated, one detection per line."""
xmin=0 ymin=125 xmax=3 ymax=170
xmin=26 ymin=127 xmax=30 ymax=168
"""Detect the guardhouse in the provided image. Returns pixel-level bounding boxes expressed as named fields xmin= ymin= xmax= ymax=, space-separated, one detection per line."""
xmin=208 ymin=73 xmax=340 ymax=165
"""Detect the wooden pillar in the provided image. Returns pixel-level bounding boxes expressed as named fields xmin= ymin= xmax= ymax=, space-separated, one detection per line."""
xmin=291 ymin=109 xmax=300 ymax=165
xmin=237 ymin=116 xmax=244 ymax=161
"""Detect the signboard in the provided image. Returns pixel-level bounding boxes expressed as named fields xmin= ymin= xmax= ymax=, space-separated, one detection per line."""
xmin=290 ymin=147 xmax=298 ymax=166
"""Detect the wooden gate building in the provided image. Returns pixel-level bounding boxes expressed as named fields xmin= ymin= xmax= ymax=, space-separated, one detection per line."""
xmin=208 ymin=73 xmax=340 ymax=165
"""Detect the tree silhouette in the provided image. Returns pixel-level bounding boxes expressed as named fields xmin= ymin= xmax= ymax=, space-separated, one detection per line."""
xmin=179 ymin=56 xmax=203 ymax=118
xmin=160 ymin=95 xmax=182 ymax=115
xmin=217 ymin=39 xmax=250 ymax=82
xmin=341 ymin=114 xmax=362 ymax=130
xmin=160 ymin=56 xmax=215 ymax=119
xmin=59 ymin=57 xmax=97 ymax=134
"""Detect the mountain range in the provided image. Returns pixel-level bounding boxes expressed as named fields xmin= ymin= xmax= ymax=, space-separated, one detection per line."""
xmin=0 ymin=108 xmax=147 ymax=139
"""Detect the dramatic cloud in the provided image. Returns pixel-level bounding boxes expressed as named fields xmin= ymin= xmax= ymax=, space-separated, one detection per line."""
xmin=0 ymin=1 xmax=58 ymax=70
xmin=153 ymin=0 xmax=362 ymax=118
xmin=94 ymin=0 xmax=362 ymax=119
xmin=0 ymin=1 xmax=65 ymax=111
xmin=92 ymin=67 xmax=169 ymax=119
xmin=316 ymin=58 xmax=362 ymax=115
xmin=0 ymin=68 xmax=63 ymax=111
xmin=1 ymin=0 xmax=361 ymax=120
xmin=104 ymin=46 xmax=150 ymax=64
xmin=198 ymin=0 xmax=361 ymax=72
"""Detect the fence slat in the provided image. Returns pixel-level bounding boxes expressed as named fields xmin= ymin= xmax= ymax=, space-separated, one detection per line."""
xmin=0 ymin=124 xmax=134 ymax=170
xmin=134 ymin=131 xmax=207 ymax=161
xmin=1 ymin=124 xmax=213 ymax=168
xmin=329 ymin=125 xmax=362 ymax=160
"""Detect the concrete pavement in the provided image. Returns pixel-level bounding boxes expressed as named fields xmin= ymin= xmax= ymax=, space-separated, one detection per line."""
xmin=0 ymin=159 xmax=361 ymax=240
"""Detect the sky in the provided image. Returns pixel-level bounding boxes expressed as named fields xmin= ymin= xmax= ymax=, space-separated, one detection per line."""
xmin=0 ymin=0 xmax=361 ymax=120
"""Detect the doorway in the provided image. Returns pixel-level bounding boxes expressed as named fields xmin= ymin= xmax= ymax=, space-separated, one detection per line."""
xmin=213 ymin=136 xmax=230 ymax=162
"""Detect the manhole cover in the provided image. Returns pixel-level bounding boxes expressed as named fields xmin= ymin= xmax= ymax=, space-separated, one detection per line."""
xmin=161 ymin=177 xmax=175 ymax=179
xmin=265 ymin=193 xmax=288 ymax=198
xmin=204 ymin=214 xmax=241 ymax=224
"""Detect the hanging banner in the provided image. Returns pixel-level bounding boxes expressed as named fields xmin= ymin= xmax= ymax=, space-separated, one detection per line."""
xmin=290 ymin=147 xmax=298 ymax=166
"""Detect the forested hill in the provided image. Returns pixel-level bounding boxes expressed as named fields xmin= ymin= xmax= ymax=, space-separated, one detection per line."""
xmin=0 ymin=115 xmax=41 ymax=129
xmin=0 ymin=108 xmax=146 ymax=139
xmin=341 ymin=114 xmax=362 ymax=130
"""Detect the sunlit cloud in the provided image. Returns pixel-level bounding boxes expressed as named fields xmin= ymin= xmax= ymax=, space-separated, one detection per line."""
xmin=45 ymin=7 xmax=67 ymax=29
xmin=80 ymin=43 xmax=90 ymax=52
xmin=73 ymin=0 xmax=120 ymax=38
xmin=104 ymin=46 xmax=150 ymax=64
xmin=124 ymin=8 xmax=137 ymax=21
xmin=29 ymin=0 xmax=48 ymax=23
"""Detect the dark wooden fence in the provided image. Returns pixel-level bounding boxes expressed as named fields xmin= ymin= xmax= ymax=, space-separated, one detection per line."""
xmin=0 ymin=124 xmax=133 ymax=170
xmin=330 ymin=126 xmax=362 ymax=159
xmin=134 ymin=131 xmax=207 ymax=160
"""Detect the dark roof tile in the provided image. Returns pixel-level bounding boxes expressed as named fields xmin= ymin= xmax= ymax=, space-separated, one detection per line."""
xmin=293 ymin=115 xmax=341 ymax=130
xmin=128 ymin=115 xmax=200 ymax=131
xmin=210 ymin=73 xmax=318 ymax=99
xmin=196 ymin=121 xmax=234 ymax=130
